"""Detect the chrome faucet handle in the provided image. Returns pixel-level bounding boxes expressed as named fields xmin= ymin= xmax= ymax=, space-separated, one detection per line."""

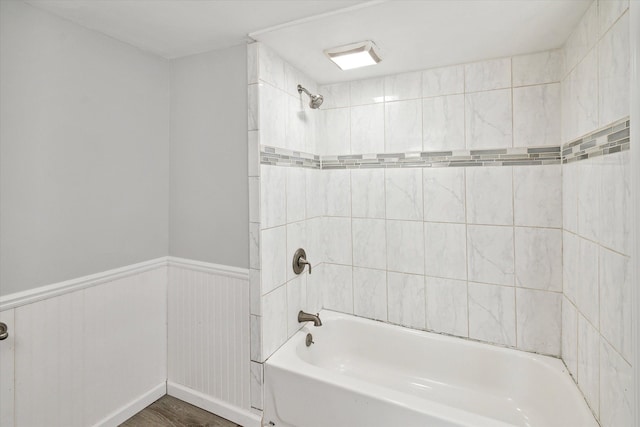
xmin=293 ymin=248 xmax=312 ymax=275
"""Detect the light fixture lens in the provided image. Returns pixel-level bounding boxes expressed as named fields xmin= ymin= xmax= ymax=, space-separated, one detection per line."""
xmin=324 ymin=41 xmax=381 ymax=71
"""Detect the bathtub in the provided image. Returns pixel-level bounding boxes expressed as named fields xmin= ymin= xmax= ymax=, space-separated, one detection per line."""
xmin=264 ymin=310 xmax=598 ymax=427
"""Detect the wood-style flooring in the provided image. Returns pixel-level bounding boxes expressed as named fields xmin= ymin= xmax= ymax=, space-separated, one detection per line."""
xmin=120 ymin=395 xmax=242 ymax=427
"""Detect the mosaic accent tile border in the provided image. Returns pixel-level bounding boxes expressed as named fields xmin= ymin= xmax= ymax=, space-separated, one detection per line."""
xmin=562 ymin=118 xmax=630 ymax=164
xmin=260 ymin=118 xmax=630 ymax=169
xmin=321 ymin=146 xmax=561 ymax=169
xmin=260 ymin=145 xmax=320 ymax=169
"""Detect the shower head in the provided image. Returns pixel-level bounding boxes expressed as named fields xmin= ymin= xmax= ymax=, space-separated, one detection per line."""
xmin=297 ymin=84 xmax=324 ymax=109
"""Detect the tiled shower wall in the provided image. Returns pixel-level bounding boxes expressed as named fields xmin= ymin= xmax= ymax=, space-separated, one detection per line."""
xmin=247 ymin=43 xmax=324 ymax=412
xmin=310 ymin=50 xmax=566 ymax=356
xmin=560 ymin=1 xmax=632 ymax=426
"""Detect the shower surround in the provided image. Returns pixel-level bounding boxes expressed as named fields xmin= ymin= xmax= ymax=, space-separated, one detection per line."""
xmin=249 ymin=1 xmax=631 ymax=424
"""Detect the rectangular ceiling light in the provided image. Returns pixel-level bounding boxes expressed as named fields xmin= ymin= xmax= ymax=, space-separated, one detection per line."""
xmin=324 ymin=41 xmax=381 ymax=71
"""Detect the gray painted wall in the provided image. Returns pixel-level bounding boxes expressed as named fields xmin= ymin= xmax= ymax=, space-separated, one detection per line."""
xmin=0 ymin=1 xmax=170 ymax=296
xmin=169 ymin=46 xmax=249 ymax=268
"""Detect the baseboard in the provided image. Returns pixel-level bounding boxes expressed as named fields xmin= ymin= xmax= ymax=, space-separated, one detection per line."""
xmin=0 ymin=257 xmax=167 ymax=311
xmin=168 ymin=382 xmax=262 ymax=427
xmin=94 ymin=382 xmax=166 ymax=427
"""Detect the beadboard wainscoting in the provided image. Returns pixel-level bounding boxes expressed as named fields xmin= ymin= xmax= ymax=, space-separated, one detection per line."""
xmin=167 ymin=257 xmax=261 ymax=427
xmin=0 ymin=257 xmax=260 ymax=427
xmin=0 ymin=260 xmax=168 ymax=427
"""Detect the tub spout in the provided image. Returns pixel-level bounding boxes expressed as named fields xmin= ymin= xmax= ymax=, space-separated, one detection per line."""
xmin=298 ymin=310 xmax=322 ymax=326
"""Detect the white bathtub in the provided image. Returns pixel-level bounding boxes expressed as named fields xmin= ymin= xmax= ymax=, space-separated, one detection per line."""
xmin=264 ymin=310 xmax=598 ymax=427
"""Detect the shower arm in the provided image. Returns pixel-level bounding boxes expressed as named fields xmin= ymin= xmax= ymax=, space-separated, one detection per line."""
xmin=297 ymin=85 xmax=312 ymax=97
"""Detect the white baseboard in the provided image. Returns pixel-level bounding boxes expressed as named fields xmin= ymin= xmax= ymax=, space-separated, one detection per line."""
xmin=94 ymin=382 xmax=166 ymax=427
xmin=168 ymin=382 xmax=262 ymax=427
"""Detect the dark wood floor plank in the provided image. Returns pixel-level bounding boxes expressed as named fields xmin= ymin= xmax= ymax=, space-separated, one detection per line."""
xmin=120 ymin=395 xmax=242 ymax=427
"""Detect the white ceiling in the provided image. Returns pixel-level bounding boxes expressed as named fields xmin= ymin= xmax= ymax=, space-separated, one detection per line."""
xmin=254 ymin=0 xmax=592 ymax=84
xmin=24 ymin=0 xmax=366 ymax=58
xmin=24 ymin=0 xmax=592 ymax=84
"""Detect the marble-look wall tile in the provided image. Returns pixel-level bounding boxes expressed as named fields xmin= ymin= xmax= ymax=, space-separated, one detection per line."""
xmin=319 ymin=82 xmax=350 ymax=109
xmin=562 ymin=297 xmax=578 ymax=379
xmin=513 ymin=83 xmax=561 ymax=147
xmin=577 ymin=314 xmax=600 ymax=416
xmin=467 ymin=225 xmax=515 ymax=286
xmin=423 ymin=168 xmax=466 ymax=223
xmin=353 ymin=267 xmax=387 ymax=321
xmin=512 ymin=49 xmax=563 ymax=86
xmin=464 ymin=58 xmax=511 ymax=92
xmin=564 ymin=1 xmax=598 ymax=74
xmin=262 ymin=285 xmax=288 ymax=358
xmin=351 ymin=169 xmax=385 ymax=219
xmin=247 ymin=43 xmax=258 ymax=85
xmin=322 ymin=217 xmax=352 ymax=265
xmin=576 ymin=237 xmax=599 ymax=326
xmin=261 ymin=226 xmax=287 ymax=294
xmin=248 ymin=131 xmax=260 ymax=177
xmin=306 ymin=168 xmax=325 ymax=219
xmin=422 ymin=65 xmax=464 ymax=97
xmin=516 ymin=288 xmax=561 ymax=355
xmin=513 ymin=165 xmax=562 ymax=228
xmin=599 ymin=151 xmax=631 ymax=255
xmin=515 ymin=227 xmax=562 ymax=292
xmin=577 ymin=156 xmax=601 ymax=242
xmin=259 ymin=83 xmax=286 ymax=147
xmin=562 ymin=231 xmax=579 ymax=304
xmin=248 ymin=84 xmax=259 ymax=131
xmin=286 ymin=275 xmax=307 ymax=337
xmin=465 ymin=89 xmax=513 ymax=149
xmin=306 ymin=263 xmax=323 ymax=314
xmin=260 ymin=165 xmax=286 ymax=228
xmin=320 ymin=108 xmax=350 ymax=155
xmin=305 ymin=217 xmax=322 ymax=268
xmin=385 ymin=168 xmax=423 ymax=220
xmin=352 ymin=218 xmax=386 ymax=270
xmin=351 ymin=104 xmax=384 ymax=154
xmin=250 ymin=314 xmax=262 ymax=362
xmin=599 ymin=247 xmax=631 ymax=361
xmin=385 ymin=71 xmax=421 ymax=101
xmin=286 ymin=95 xmax=313 ymax=153
xmin=385 ymin=99 xmax=422 ymax=152
xmin=468 ymin=282 xmax=516 ymax=347
xmin=249 ymin=177 xmax=261 ymax=223
xmin=562 ymin=162 xmax=579 ymax=233
xmin=322 ymin=264 xmax=353 ymax=314
xmin=286 ymin=167 xmax=306 ymax=223
xmin=286 ymin=221 xmax=307 ymax=281
xmin=424 ymin=222 xmax=467 ymax=281
xmin=422 ymin=94 xmax=465 ymax=151
xmin=386 ymin=220 xmax=425 ymax=275
xmin=426 ymin=277 xmax=468 ymax=337
xmin=598 ymin=12 xmax=630 ymax=126
xmin=258 ymin=44 xmax=285 ymax=89
xmin=599 ymin=338 xmax=633 ymax=427
xmin=388 ymin=272 xmax=426 ymax=329
xmin=284 ymin=62 xmax=317 ymax=99
xmin=250 ymin=362 xmax=263 ymax=410
xmin=569 ymin=49 xmax=599 ymax=141
xmin=250 ymin=269 xmax=261 ymax=316
xmin=324 ymin=170 xmax=351 ymax=217
xmin=350 ymin=78 xmax=384 ymax=106
xmin=249 ymin=222 xmax=260 ymax=270
xmin=466 ymin=167 xmax=513 ymax=225
xmin=599 ymin=0 xmax=629 ymax=37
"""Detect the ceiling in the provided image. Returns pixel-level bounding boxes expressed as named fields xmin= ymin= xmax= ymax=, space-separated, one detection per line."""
xmin=25 ymin=0 xmax=592 ymax=84
xmin=254 ymin=0 xmax=592 ymax=84
xmin=24 ymin=0 xmax=366 ymax=58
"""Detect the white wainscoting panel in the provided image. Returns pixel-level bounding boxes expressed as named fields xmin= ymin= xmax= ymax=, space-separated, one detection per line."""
xmin=168 ymin=261 xmax=252 ymax=423
xmin=0 ymin=309 xmax=15 ymax=427
xmin=12 ymin=266 xmax=167 ymax=427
